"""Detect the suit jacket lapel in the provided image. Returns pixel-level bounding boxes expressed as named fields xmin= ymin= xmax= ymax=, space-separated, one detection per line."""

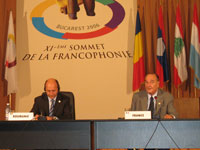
xmin=141 ymin=91 xmax=148 ymax=111
xmin=43 ymin=95 xmax=49 ymax=115
xmin=155 ymin=89 xmax=163 ymax=114
xmin=53 ymin=93 xmax=62 ymax=115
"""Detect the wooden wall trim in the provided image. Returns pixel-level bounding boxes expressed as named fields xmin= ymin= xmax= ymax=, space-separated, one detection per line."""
xmin=0 ymin=0 xmax=16 ymax=120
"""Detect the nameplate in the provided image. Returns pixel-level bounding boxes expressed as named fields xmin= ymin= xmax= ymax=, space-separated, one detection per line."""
xmin=125 ymin=111 xmax=151 ymax=119
xmin=8 ymin=112 xmax=34 ymax=121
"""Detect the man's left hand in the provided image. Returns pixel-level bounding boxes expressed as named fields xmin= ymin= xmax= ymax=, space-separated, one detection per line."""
xmin=46 ymin=116 xmax=54 ymax=120
xmin=164 ymin=114 xmax=174 ymax=119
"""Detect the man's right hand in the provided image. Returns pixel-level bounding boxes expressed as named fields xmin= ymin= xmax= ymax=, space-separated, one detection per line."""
xmin=34 ymin=114 xmax=40 ymax=120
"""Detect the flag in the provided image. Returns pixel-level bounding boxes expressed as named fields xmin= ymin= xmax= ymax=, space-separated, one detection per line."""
xmin=132 ymin=11 xmax=145 ymax=91
xmin=173 ymin=5 xmax=188 ymax=88
xmin=189 ymin=3 xmax=200 ymax=89
xmin=156 ymin=6 xmax=169 ymax=88
xmin=5 ymin=11 xmax=17 ymax=95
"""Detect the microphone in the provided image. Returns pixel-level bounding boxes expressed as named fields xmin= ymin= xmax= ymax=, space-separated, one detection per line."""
xmin=38 ymin=116 xmax=46 ymax=120
xmin=154 ymin=96 xmax=161 ymax=120
xmin=38 ymin=111 xmax=47 ymax=120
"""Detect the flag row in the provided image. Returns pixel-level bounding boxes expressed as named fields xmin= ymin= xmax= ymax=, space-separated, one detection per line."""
xmin=133 ymin=3 xmax=200 ymax=91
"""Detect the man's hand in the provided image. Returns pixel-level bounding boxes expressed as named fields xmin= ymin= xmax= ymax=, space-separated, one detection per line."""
xmin=34 ymin=115 xmax=57 ymax=120
xmin=164 ymin=114 xmax=174 ymax=119
xmin=34 ymin=114 xmax=40 ymax=120
xmin=46 ymin=116 xmax=54 ymax=120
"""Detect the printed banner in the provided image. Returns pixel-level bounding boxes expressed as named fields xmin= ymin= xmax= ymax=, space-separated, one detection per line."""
xmin=16 ymin=0 xmax=136 ymax=119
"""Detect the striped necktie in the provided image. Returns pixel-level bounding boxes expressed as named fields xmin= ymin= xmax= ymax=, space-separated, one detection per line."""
xmin=49 ymin=99 xmax=55 ymax=116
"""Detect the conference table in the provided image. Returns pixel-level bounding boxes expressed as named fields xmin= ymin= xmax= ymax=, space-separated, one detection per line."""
xmin=0 ymin=120 xmax=91 ymax=149
xmin=0 ymin=119 xmax=200 ymax=149
xmin=94 ymin=119 xmax=200 ymax=149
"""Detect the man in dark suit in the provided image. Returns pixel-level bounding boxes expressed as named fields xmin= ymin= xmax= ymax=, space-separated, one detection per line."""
xmin=31 ymin=78 xmax=72 ymax=120
xmin=131 ymin=73 xmax=178 ymax=119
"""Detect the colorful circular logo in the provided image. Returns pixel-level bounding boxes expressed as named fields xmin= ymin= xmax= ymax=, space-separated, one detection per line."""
xmin=30 ymin=0 xmax=125 ymax=39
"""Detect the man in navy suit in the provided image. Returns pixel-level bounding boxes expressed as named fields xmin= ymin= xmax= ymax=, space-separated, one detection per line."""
xmin=31 ymin=78 xmax=72 ymax=120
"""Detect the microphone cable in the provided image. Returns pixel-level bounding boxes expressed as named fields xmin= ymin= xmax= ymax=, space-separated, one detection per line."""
xmin=159 ymin=121 xmax=181 ymax=149
xmin=144 ymin=120 xmax=160 ymax=148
